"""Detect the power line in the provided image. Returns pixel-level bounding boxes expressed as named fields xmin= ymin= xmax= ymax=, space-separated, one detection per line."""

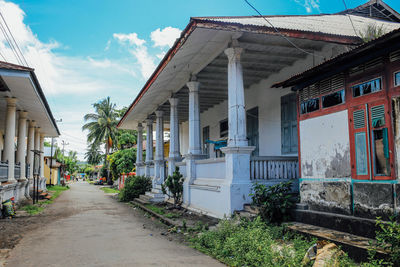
xmin=243 ymin=0 xmax=325 ymax=59
xmin=0 ymin=19 xmax=23 ymax=65
xmin=341 ymin=0 xmax=359 ymax=37
xmin=0 ymin=11 xmax=29 ymax=66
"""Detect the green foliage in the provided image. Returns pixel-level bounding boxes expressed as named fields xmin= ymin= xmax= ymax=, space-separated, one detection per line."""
xmin=22 ymin=205 xmax=44 ymax=215
xmin=250 ymin=181 xmax=294 ymax=224
xmin=190 ymin=216 xmax=315 ymax=267
xmin=359 ymin=24 xmax=388 ymax=43
xmin=85 ymin=144 xmax=103 ymax=165
xmin=162 ymin=167 xmax=184 ymax=207
xmin=100 ymin=165 xmax=108 ymax=178
xmin=119 ymin=175 xmax=152 ymax=202
xmin=44 ymin=141 xmax=51 ymax=147
xmin=116 ymin=130 xmax=137 ymax=149
xmin=108 ymin=148 xmax=136 ymax=180
xmin=100 ymin=187 xmax=119 ymax=194
xmin=83 ymin=165 xmax=95 ymax=176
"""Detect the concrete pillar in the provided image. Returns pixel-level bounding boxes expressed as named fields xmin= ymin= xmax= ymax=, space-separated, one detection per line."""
xmin=144 ymin=118 xmax=153 ymax=177
xmin=27 ymin=120 xmax=36 ymax=179
xmin=135 ymin=123 xmax=144 ymax=176
xmin=154 ymin=110 xmax=164 ymax=184
xmin=219 ymin=43 xmax=255 ymax=215
xmin=168 ymin=97 xmax=180 ymax=176
xmin=16 ymin=111 xmax=28 ymax=180
xmin=34 ymin=127 xmax=40 ymax=177
xmin=4 ymin=97 xmax=17 ymax=182
xmin=187 ymin=78 xmax=202 ymax=155
xmin=224 ymin=45 xmax=248 ymax=147
xmin=40 ymin=134 xmax=45 ymax=178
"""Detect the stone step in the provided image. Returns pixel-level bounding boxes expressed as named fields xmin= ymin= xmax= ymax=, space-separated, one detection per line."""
xmin=296 ymin=203 xmax=308 ymax=210
xmin=285 ymin=222 xmax=387 ymax=262
xmin=243 ymin=204 xmax=259 ymax=214
xmin=135 ymin=197 xmax=149 ymax=205
xmin=145 ymin=191 xmax=164 ymax=198
xmin=293 ymin=209 xmax=378 ymax=239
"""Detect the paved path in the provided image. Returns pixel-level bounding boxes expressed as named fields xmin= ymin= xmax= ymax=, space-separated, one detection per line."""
xmin=6 ymin=182 xmax=223 ymax=267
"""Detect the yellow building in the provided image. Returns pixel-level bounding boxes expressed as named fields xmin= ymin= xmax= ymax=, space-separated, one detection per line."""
xmin=44 ymin=146 xmax=61 ymax=185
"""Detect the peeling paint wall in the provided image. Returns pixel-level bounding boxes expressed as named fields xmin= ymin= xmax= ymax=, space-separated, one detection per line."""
xmin=300 ymin=110 xmax=351 ymax=178
xmin=392 ymin=97 xmax=400 ymax=179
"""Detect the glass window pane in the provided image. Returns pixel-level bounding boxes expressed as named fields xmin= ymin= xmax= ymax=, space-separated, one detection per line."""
xmin=352 ymin=78 xmax=382 ymax=97
xmin=300 ymin=98 xmax=319 ymax=114
xmin=395 ymin=72 xmax=400 ymax=86
xmin=373 ymin=128 xmax=391 ymax=176
xmin=355 ymin=132 xmax=368 ymax=175
xmin=322 ymin=90 xmax=345 ymax=108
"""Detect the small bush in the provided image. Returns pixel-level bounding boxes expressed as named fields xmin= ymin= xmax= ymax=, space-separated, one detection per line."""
xmin=162 ymin=167 xmax=184 ymax=207
xmin=119 ymin=175 xmax=151 ymax=202
xmin=250 ymin=181 xmax=294 ymax=224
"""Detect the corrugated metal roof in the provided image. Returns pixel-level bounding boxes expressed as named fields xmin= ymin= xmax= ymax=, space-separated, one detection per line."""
xmin=0 ymin=60 xmax=33 ymax=72
xmin=194 ymin=14 xmax=400 ymax=37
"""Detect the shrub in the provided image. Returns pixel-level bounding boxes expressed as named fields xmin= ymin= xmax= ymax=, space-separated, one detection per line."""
xmin=250 ymin=181 xmax=294 ymax=224
xmin=162 ymin=167 xmax=184 ymax=207
xmin=370 ymin=216 xmax=400 ymax=265
xmin=119 ymin=175 xmax=151 ymax=202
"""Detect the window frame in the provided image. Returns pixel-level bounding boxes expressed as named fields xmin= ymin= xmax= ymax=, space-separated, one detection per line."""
xmin=393 ymin=70 xmax=400 ymax=87
xmin=351 ymin=76 xmax=382 ymax=98
xmin=321 ymin=89 xmax=346 ymax=109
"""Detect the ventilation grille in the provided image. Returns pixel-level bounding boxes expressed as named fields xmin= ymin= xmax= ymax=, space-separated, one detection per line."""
xmin=354 ymin=109 xmax=365 ymax=129
xmin=390 ymin=50 xmax=400 ymax=62
xmin=371 ymin=104 xmax=385 ymax=127
xmin=349 ymin=58 xmax=384 ymax=76
xmin=299 ymin=74 xmax=344 ymax=102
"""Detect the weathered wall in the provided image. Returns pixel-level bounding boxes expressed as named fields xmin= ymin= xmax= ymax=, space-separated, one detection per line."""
xmin=392 ymin=97 xmax=400 ymax=179
xmin=300 ymin=180 xmax=352 ymax=215
xmin=300 ymin=110 xmax=351 ymax=178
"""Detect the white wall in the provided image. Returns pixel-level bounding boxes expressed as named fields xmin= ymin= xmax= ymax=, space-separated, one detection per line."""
xmin=299 ymin=110 xmax=351 ymax=178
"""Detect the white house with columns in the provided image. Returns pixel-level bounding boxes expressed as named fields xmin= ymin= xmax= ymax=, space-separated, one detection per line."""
xmin=0 ymin=61 xmax=60 ymax=205
xmin=118 ymin=1 xmax=400 ymax=218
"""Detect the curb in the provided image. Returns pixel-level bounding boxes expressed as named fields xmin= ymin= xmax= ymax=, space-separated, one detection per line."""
xmin=130 ymin=200 xmax=181 ymax=228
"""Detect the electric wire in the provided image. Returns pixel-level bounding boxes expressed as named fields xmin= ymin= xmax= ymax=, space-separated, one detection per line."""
xmin=0 ymin=20 xmax=23 ymax=65
xmin=341 ymin=0 xmax=360 ymax=37
xmin=243 ymin=0 xmax=325 ymax=59
xmin=0 ymin=11 xmax=29 ymax=66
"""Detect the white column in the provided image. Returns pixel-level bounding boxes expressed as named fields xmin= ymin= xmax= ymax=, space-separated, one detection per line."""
xmin=4 ymin=97 xmax=17 ymax=182
xmin=135 ymin=123 xmax=144 ymax=176
xmin=219 ymin=43 xmax=255 ymax=215
xmin=168 ymin=97 xmax=180 ymax=176
xmin=187 ymin=79 xmax=202 ymax=155
xmin=27 ymin=120 xmax=36 ymax=179
xmin=16 ymin=111 xmax=28 ymax=180
xmin=144 ymin=118 xmax=153 ymax=177
xmin=34 ymin=127 xmax=40 ymax=178
xmin=224 ymin=45 xmax=248 ymax=147
xmin=154 ymin=110 xmax=164 ymax=183
xmin=40 ymin=134 xmax=45 ymax=178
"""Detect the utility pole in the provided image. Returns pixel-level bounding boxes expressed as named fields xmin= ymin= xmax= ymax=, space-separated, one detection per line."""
xmin=49 ymin=137 xmax=54 ymax=186
xmin=61 ymin=140 xmax=69 ymax=183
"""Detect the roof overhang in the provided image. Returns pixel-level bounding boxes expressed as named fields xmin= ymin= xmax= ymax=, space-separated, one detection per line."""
xmin=0 ymin=67 xmax=60 ymax=136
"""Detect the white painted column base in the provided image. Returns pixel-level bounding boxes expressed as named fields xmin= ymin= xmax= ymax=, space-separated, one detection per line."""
xmin=183 ymin=153 xmax=206 ymax=204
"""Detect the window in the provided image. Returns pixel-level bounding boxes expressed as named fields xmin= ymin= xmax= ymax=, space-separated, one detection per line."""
xmin=300 ymin=98 xmax=319 ymax=114
xmin=395 ymin=71 xmax=400 ymax=86
xmin=322 ymin=89 xmax=345 ymax=108
xmin=202 ymin=126 xmax=210 ymax=158
xmin=220 ymin=119 xmax=228 ymax=138
xmin=247 ymin=107 xmax=259 ymax=156
xmin=352 ymin=77 xmax=382 ymax=97
xmin=281 ymin=94 xmax=298 ymax=154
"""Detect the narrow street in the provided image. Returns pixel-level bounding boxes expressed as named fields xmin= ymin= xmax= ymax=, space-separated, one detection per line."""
xmin=5 ymin=183 xmax=223 ymax=267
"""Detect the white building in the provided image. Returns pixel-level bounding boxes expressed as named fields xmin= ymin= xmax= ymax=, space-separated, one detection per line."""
xmin=118 ymin=1 xmax=400 ymax=218
xmin=0 ymin=61 xmax=60 ymax=204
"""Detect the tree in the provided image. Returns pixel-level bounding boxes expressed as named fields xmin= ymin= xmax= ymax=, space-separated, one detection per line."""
xmin=44 ymin=141 xmax=51 ymax=147
xmin=108 ymin=148 xmax=136 ymax=180
xmin=82 ymin=97 xmax=118 ymax=184
xmin=85 ymin=144 xmax=103 ymax=165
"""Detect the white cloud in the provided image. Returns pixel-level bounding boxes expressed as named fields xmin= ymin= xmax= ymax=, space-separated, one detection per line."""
xmin=113 ymin=32 xmax=146 ymax=46
xmin=294 ymin=0 xmax=320 ymax=13
xmin=150 ymin=27 xmax=181 ymax=48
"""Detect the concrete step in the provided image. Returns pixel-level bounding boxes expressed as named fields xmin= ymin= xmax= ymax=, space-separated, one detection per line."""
xmin=243 ymin=204 xmax=259 ymax=214
xmin=286 ymin=222 xmax=387 ymax=262
xmin=296 ymin=203 xmax=308 ymax=210
xmin=293 ymin=209 xmax=378 ymax=239
xmin=135 ymin=197 xmax=149 ymax=205
xmin=142 ymin=191 xmax=165 ymax=203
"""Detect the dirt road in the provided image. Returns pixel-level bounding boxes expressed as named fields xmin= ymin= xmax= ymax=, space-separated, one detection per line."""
xmin=5 ymin=182 xmax=223 ymax=267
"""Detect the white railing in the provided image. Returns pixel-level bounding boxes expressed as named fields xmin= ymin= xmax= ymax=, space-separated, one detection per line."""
xmin=195 ymin=158 xmax=225 ymax=179
xmin=250 ymin=156 xmax=298 ymax=180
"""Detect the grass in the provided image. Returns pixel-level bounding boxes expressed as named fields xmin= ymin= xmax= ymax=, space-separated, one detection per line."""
xmin=87 ymin=180 xmax=94 ymax=184
xmin=21 ymin=185 xmax=69 ymax=215
xmin=100 ymin=187 xmax=119 ymax=194
xmin=143 ymin=204 xmax=182 ymax=220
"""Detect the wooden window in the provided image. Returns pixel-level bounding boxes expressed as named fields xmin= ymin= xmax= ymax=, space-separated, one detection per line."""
xmin=281 ymin=94 xmax=298 ymax=154
xmin=220 ymin=119 xmax=228 ymax=138
xmin=300 ymin=97 xmax=319 ymax=114
xmin=322 ymin=89 xmax=345 ymax=108
xmin=352 ymin=77 xmax=382 ymax=97
xmin=246 ymin=107 xmax=259 ymax=156
xmin=394 ymin=71 xmax=400 ymax=86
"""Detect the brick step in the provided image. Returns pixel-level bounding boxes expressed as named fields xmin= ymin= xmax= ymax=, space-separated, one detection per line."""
xmin=286 ymin=222 xmax=386 ymax=262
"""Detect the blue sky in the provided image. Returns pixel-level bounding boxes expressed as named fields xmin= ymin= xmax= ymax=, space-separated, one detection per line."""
xmin=2 ymin=0 xmax=400 ymax=159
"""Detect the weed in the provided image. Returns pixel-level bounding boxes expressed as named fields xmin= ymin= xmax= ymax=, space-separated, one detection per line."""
xmin=100 ymin=187 xmax=119 ymax=194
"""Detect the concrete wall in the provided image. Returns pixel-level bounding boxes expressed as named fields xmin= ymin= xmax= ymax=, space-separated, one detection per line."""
xmin=44 ymin=162 xmax=58 ymax=185
xmin=299 ymin=110 xmax=351 ymax=179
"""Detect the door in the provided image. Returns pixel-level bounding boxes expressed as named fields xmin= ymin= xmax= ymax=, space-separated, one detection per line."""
xmin=350 ymin=101 xmax=394 ymax=180
xmin=281 ymin=93 xmax=298 ymax=154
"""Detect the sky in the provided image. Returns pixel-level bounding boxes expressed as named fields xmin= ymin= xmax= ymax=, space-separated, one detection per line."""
xmin=0 ymin=0 xmax=400 ymax=160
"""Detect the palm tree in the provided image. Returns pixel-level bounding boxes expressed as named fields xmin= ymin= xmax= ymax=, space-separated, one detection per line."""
xmin=85 ymin=144 xmax=103 ymax=165
xmin=82 ymin=97 xmax=118 ymax=184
